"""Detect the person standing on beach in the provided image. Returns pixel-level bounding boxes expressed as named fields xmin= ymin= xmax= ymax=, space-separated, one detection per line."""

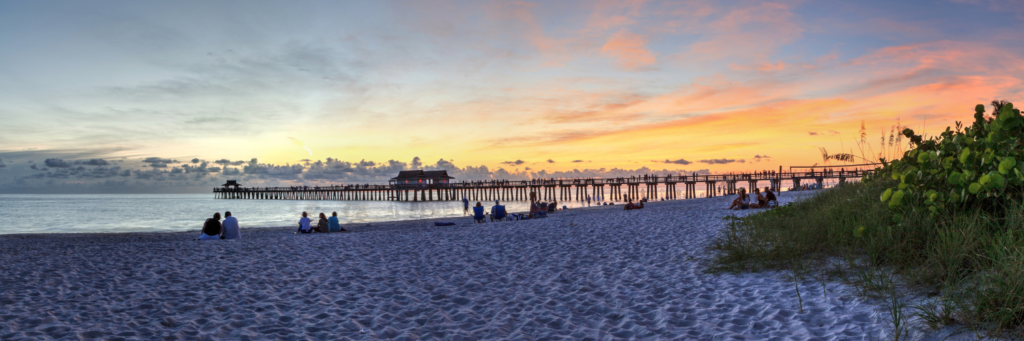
xmin=462 ymin=197 xmax=469 ymax=215
xmin=296 ymin=212 xmax=312 ymax=233
xmin=221 ymin=211 xmax=240 ymax=239
xmin=197 ymin=212 xmax=222 ymax=240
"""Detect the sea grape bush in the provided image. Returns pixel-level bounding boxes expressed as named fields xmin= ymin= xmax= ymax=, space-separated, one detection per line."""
xmin=868 ymin=102 xmax=1023 ymax=217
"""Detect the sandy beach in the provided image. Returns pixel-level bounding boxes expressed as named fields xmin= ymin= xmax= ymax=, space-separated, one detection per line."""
xmin=1 ymin=193 xmax=932 ymax=340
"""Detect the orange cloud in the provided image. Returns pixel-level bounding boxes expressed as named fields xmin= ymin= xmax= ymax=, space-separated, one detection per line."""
xmin=677 ymin=2 xmax=802 ymax=65
xmin=601 ymin=29 xmax=657 ymax=70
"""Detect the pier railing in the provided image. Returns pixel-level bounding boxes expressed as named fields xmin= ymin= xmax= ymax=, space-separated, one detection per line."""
xmin=214 ymin=168 xmax=873 ymax=202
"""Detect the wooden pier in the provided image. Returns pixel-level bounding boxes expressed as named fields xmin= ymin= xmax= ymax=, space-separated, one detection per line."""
xmin=214 ymin=168 xmax=871 ymax=202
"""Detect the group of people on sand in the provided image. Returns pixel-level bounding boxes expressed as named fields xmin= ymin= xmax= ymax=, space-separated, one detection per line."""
xmin=296 ymin=211 xmax=347 ymax=233
xmin=196 ymin=212 xmax=242 ymax=240
xmin=729 ymin=187 xmax=778 ymax=210
xmin=196 ymin=210 xmax=351 ymax=240
xmin=462 ymin=192 xmax=564 ymax=223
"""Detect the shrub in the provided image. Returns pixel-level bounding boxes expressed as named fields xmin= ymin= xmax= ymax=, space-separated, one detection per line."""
xmin=871 ymin=102 xmax=1023 ymax=217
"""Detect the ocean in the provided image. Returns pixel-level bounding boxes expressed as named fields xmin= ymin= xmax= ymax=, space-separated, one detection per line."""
xmin=0 ymin=179 xmax=838 ymax=234
xmin=0 ymin=193 xmax=636 ymax=234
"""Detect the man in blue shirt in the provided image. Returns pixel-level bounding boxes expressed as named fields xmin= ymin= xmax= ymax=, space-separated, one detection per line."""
xmin=328 ymin=212 xmax=346 ymax=232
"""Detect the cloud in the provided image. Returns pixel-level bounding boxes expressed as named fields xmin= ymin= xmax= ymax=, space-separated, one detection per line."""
xmin=74 ymin=159 xmax=109 ymax=166
xmin=44 ymin=158 xmax=73 ymax=168
xmin=601 ymin=29 xmax=656 ymax=70
xmin=502 ymin=160 xmax=526 ymax=165
xmin=214 ymin=159 xmax=246 ymax=166
xmin=698 ymin=158 xmax=745 ymax=164
xmin=753 ymin=155 xmax=771 ymax=162
xmin=808 ymin=132 xmax=818 ymax=135
xmin=572 ymin=160 xmax=584 ymax=163
xmin=191 ymin=158 xmax=201 ymax=164
xmin=3 ymin=152 xmax=718 ymax=193
xmin=664 ymin=159 xmax=692 ymax=165
xmin=547 ymin=159 xmax=555 ymax=163
xmin=142 ymin=157 xmax=177 ymax=164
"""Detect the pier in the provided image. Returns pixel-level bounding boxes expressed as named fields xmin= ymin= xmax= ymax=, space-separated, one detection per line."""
xmin=214 ymin=167 xmax=872 ymax=202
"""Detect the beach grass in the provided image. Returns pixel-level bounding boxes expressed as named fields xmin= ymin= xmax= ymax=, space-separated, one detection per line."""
xmin=709 ymin=179 xmax=1024 ymax=335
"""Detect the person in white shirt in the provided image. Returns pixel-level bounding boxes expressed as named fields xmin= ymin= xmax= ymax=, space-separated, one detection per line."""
xmin=296 ymin=212 xmax=313 ymax=233
xmin=221 ymin=211 xmax=241 ymax=239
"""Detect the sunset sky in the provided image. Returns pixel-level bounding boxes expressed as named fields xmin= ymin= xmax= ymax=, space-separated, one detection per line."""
xmin=1 ymin=0 xmax=1023 ymax=192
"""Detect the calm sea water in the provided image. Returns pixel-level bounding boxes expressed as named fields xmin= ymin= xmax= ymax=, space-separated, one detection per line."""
xmin=0 ymin=179 xmax=837 ymax=234
xmin=0 ymin=193 xmax=631 ymax=234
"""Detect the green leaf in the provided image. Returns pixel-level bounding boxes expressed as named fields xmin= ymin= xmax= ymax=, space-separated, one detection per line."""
xmin=854 ymin=226 xmax=867 ymax=238
xmin=881 ymin=188 xmax=893 ymax=202
xmin=948 ymin=172 xmax=962 ymax=185
xmin=960 ymin=148 xmax=971 ymax=164
xmin=889 ymin=190 xmax=905 ymax=209
xmin=989 ymin=172 xmax=1005 ymax=189
xmin=918 ymin=152 xmax=930 ymax=163
xmin=969 ymin=182 xmax=982 ymax=194
xmin=999 ymin=157 xmax=1017 ymax=175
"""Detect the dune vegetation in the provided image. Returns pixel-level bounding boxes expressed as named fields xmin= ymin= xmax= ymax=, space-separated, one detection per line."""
xmin=711 ymin=102 xmax=1024 ymax=336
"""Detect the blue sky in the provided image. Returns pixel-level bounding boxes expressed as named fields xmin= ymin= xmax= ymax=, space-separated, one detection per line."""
xmin=1 ymin=0 xmax=1022 ymax=192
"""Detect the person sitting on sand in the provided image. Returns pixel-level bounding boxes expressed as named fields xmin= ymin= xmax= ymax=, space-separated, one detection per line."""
xmin=529 ymin=201 xmax=539 ymax=218
xmin=328 ymin=212 xmax=345 ymax=232
xmin=221 ymin=211 xmax=240 ymax=239
xmin=473 ymin=202 xmax=486 ymax=223
xmin=490 ymin=201 xmax=507 ymax=222
xmin=624 ymin=199 xmax=635 ymax=210
xmin=763 ymin=187 xmax=778 ymax=208
xmin=729 ymin=188 xmax=749 ymax=210
xmin=748 ymin=188 xmax=763 ymax=209
xmin=549 ymin=199 xmax=557 ymax=213
xmin=315 ymin=213 xmax=328 ymax=233
xmin=198 ymin=212 xmax=222 ymax=240
xmin=296 ymin=212 xmax=313 ymax=233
